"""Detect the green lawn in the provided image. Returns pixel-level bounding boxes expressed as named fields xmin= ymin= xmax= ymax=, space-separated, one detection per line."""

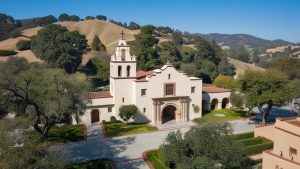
xmin=146 ymin=150 xmax=168 ymax=169
xmin=48 ymin=124 xmax=85 ymax=142
xmin=103 ymin=121 xmax=158 ymax=137
xmin=202 ymin=109 xmax=249 ymax=120
xmin=65 ymin=158 xmax=113 ymax=169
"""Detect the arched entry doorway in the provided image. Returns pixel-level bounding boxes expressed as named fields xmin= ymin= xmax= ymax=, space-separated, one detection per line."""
xmin=211 ymin=99 xmax=218 ymax=110
xmin=222 ymin=98 xmax=229 ymax=109
xmin=202 ymin=100 xmax=209 ymax=112
xmin=91 ymin=109 xmax=100 ymax=123
xmin=162 ymin=105 xmax=177 ymax=124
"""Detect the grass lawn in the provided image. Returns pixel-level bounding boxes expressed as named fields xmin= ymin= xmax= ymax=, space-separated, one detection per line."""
xmin=48 ymin=124 xmax=85 ymax=142
xmin=103 ymin=121 xmax=158 ymax=137
xmin=202 ymin=109 xmax=249 ymax=120
xmin=146 ymin=150 xmax=168 ymax=169
xmin=65 ymin=158 xmax=113 ymax=169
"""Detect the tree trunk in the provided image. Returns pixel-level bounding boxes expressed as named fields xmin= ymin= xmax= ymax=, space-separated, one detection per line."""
xmin=258 ymin=101 xmax=273 ymax=125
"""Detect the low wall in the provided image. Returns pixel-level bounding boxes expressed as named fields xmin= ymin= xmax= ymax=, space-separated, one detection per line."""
xmin=263 ymin=150 xmax=300 ymax=169
xmin=254 ymin=124 xmax=275 ymax=141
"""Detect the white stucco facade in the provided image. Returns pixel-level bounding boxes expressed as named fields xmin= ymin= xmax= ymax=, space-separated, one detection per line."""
xmin=77 ymin=38 xmax=231 ymax=125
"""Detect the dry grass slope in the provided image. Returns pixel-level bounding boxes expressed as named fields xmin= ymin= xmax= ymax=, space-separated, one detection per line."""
xmin=228 ymin=57 xmax=265 ymax=78
xmin=0 ymin=20 xmax=139 ymax=64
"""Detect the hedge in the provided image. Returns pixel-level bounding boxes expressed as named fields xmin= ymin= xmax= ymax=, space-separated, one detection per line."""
xmin=0 ymin=50 xmax=17 ymax=56
xmin=65 ymin=158 xmax=113 ymax=169
xmin=245 ymin=140 xmax=273 ymax=155
xmin=238 ymin=137 xmax=263 ymax=146
xmin=234 ymin=131 xmax=254 ymax=140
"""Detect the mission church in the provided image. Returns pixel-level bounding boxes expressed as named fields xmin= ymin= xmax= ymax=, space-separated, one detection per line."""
xmin=76 ymin=34 xmax=231 ymax=125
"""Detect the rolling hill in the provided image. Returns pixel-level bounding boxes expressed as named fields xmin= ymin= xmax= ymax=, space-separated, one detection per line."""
xmin=0 ymin=20 xmax=139 ymax=64
xmin=0 ymin=20 xmax=273 ymax=74
xmin=195 ymin=33 xmax=291 ymax=49
xmin=228 ymin=57 xmax=265 ymax=78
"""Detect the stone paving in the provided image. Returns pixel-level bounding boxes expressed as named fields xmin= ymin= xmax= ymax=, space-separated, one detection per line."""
xmin=62 ymin=119 xmax=257 ymax=169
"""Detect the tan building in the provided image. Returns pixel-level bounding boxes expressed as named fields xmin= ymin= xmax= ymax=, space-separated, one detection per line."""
xmin=261 ymin=117 xmax=300 ymax=169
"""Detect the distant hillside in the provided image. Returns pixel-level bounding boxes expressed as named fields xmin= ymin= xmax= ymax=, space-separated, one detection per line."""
xmin=266 ymin=44 xmax=300 ymax=58
xmin=228 ymin=58 xmax=265 ymax=78
xmin=194 ymin=33 xmax=291 ymax=49
xmin=0 ymin=20 xmax=139 ymax=64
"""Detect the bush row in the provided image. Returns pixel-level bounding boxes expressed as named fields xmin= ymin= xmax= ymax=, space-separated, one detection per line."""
xmin=234 ymin=131 xmax=254 ymax=140
xmin=238 ymin=137 xmax=263 ymax=146
xmin=0 ymin=50 xmax=17 ymax=56
xmin=245 ymin=140 xmax=273 ymax=155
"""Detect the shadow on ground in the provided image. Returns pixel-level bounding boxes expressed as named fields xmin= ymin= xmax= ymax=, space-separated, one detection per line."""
xmin=251 ymin=106 xmax=297 ymax=123
xmin=62 ymin=136 xmax=136 ymax=164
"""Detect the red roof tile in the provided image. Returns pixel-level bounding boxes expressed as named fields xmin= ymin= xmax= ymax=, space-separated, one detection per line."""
xmin=136 ymin=70 xmax=154 ymax=79
xmin=202 ymin=86 xmax=230 ymax=93
xmin=287 ymin=120 xmax=300 ymax=127
xmin=82 ymin=91 xmax=112 ymax=99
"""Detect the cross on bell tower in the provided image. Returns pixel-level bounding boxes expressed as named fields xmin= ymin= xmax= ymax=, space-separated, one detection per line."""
xmin=120 ymin=30 xmax=125 ymax=39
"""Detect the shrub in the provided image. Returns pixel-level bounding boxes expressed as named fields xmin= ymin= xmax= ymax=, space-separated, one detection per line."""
xmin=16 ymin=40 xmax=31 ymax=51
xmin=65 ymin=158 xmax=113 ymax=169
xmin=102 ymin=120 xmax=106 ymax=124
xmin=245 ymin=141 xmax=273 ymax=155
xmin=0 ymin=50 xmax=17 ymax=56
xmin=193 ymin=105 xmax=200 ymax=113
xmin=110 ymin=116 xmax=117 ymax=122
xmin=238 ymin=137 xmax=263 ymax=146
xmin=234 ymin=131 xmax=254 ymax=140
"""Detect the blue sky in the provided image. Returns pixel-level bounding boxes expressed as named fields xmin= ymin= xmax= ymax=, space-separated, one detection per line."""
xmin=0 ymin=0 xmax=299 ymax=42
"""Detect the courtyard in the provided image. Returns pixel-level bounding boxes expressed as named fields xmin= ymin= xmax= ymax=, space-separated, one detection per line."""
xmin=62 ymin=119 xmax=256 ymax=169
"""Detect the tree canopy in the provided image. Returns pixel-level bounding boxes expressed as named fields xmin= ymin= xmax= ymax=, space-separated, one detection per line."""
xmin=0 ymin=57 xmax=89 ymax=141
xmin=91 ymin=35 xmax=106 ymax=52
xmin=128 ymin=21 xmax=141 ymax=30
xmin=130 ymin=25 xmax=161 ymax=70
xmin=85 ymin=16 xmax=95 ymax=20
xmin=238 ymin=70 xmax=292 ymax=124
xmin=160 ymin=121 xmax=251 ymax=169
xmin=213 ymin=75 xmax=237 ymax=89
xmin=58 ymin=13 xmax=80 ymax=22
xmin=119 ymin=105 xmax=138 ymax=123
xmin=31 ymin=24 xmax=89 ymax=73
xmin=85 ymin=57 xmax=110 ymax=82
xmin=269 ymin=58 xmax=300 ymax=80
xmin=96 ymin=15 xmax=107 ymax=21
xmin=0 ymin=117 xmax=63 ymax=168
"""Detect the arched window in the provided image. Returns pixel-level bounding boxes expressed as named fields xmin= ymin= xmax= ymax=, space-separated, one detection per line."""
xmin=118 ymin=65 xmax=122 ymax=77
xmin=126 ymin=65 xmax=131 ymax=77
xmin=121 ymin=49 xmax=126 ymax=61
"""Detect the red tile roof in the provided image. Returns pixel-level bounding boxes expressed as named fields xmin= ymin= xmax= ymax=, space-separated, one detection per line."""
xmin=136 ymin=70 xmax=155 ymax=79
xmin=287 ymin=120 xmax=300 ymax=127
xmin=202 ymin=86 xmax=230 ymax=93
xmin=82 ymin=91 xmax=112 ymax=99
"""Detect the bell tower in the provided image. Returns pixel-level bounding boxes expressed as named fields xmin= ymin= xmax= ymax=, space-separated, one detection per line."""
xmin=110 ymin=31 xmax=137 ymax=99
xmin=110 ymin=31 xmax=136 ymax=79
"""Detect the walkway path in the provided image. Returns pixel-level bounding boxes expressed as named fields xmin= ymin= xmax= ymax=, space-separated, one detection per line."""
xmin=86 ymin=122 xmax=105 ymax=140
xmin=62 ymin=119 xmax=256 ymax=169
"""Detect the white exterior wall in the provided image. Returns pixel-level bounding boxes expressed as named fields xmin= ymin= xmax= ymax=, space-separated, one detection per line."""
xmin=189 ymin=80 xmax=203 ymax=119
xmin=202 ymin=91 xmax=231 ymax=111
xmin=111 ymin=78 xmax=135 ymax=120
xmin=133 ymin=66 xmax=203 ymax=123
xmin=77 ymin=97 xmax=114 ymax=125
